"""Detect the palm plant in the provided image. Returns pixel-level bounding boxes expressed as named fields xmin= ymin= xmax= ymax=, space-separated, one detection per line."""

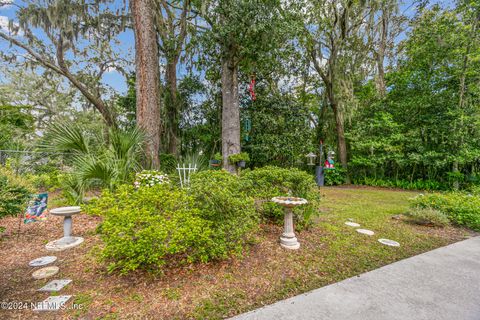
xmin=43 ymin=122 xmax=145 ymax=202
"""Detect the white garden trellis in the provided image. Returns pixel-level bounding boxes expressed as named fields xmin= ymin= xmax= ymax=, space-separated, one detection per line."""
xmin=176 ymin=163 xmax=197 ymax=188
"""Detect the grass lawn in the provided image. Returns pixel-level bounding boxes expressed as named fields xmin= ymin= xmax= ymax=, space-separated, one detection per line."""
xmin=0 ymin=186 xmax=474 ymax=319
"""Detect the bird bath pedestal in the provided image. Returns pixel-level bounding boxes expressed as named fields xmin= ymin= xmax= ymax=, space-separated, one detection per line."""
xmin=272 ymin=197 xmax=308 ymax=250
xmin=45 ymin=206 xmax=84 ymax=251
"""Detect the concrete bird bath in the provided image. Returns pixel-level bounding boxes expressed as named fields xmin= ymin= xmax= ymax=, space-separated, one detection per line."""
xmin=272 ymin=196 xmax=308 ymax=250
xmin=45 ymin=206 xmax=84 ymax=251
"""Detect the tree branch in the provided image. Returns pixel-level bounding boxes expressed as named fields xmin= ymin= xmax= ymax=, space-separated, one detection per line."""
xmin=0 ymin=31 xmax=64 ymax=75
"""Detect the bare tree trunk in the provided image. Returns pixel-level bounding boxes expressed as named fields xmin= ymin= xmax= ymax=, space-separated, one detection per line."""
xmin=452 ymin=161 xmax=460 ymax=190
xmin=375 ymin=7 xmax=388 ymax=97
xmin=166 ymin=58 xmax=179 ymax=156
xmin=131 ymin=0 xmax=161 ymax=168
xmin=221 ymin=55 xmax=240 ymax=174
xmin=331 ymin=103 xmax=348 ymax=169
xmin=325 ymin=81 xmax=350 ymax=183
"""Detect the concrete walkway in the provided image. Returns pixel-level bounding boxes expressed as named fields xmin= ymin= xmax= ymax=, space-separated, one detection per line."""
xmin=231 ymin=236 xmax=480 ymax=320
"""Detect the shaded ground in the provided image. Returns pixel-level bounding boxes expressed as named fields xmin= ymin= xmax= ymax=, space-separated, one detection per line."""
xmin=0 ymin=186 xmax=474 ymax=319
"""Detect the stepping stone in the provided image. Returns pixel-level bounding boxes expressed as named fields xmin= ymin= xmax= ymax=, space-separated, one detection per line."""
xmin=45 ymin=237 xmax=84 ymax=251
xmin=34 ymin=295 xmax=72 ymax=311
xmin=356 ymin=229 xmax=375 ymax=236
xmin=378 ymin=238 xmax=400 ymax=247
xmin=345 ymin=221 xmax=360 ymax=227
xmin=38 ymin=279 xmax=72 ymax=292
xmin=32 ymin=266 xmax=59 ymax=280
xmin=29 ymin=256 xmax=57 ymax=267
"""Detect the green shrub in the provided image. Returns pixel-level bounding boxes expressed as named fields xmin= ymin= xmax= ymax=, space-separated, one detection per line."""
xmin=241 ymin=166 xmax=321 ymax=229
xmin=324 ymin=167 xmax=346 ymax=186
xmin=228 ymin=152 xmax=250 ymax=164
xmin=84 ymin=171 xmax=259 ymax=273
xmin=84 ymin=184 xmax=212 ymax=273
xmin=189 ymin=170 xmax=258 ymax=259
xmin=354 ymin=177 xmax=447 ymax=191
xmin=410 ymin=193 xmax=480 ymax=231
xmin=0 ymin=167 xmax=34 ymax=218
xmin=25 ymin=171 xmax=63 ymax=191
xmin=468 ymin=185 xmax=480 ymax=195
xmin=61 ymin=174 xmax=86 ymax=205
xmin=405 ymin=207 xmax=450 ymax=227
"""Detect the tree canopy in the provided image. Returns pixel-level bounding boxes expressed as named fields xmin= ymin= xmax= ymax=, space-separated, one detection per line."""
xmin=0 ymin=0 xmax=479 ymax=188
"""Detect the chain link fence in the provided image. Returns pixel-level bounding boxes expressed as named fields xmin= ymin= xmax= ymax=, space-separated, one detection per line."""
xmin=0 ymin=149 xmax=70 ymax=174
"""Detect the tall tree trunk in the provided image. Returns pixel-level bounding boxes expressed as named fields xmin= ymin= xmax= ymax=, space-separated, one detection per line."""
xmin=452 ymin=161 xmax=460 ymax=190
xmin=221 ymin=55 xmax=240 ymax=174
xmin=131 ymin=0 xmax=161 ymax=168
xmin=326 ymin=81 xmax=350 ymax=182
xmin=166 ymin=57 xmax=179 ymax=156
xmin=375 ymin=7 xmax=388 ymax=97
xmin=331 ymin=103 xmax=348 ymax=170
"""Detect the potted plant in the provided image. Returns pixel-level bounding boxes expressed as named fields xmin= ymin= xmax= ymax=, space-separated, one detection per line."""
xmin=228 ymin=152 xmax=250 ymax=168
xmin=210 ymin=153 xmax=222 ymax=167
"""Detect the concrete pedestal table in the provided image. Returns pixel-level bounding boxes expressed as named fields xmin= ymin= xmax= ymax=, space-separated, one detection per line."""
xmin=45 ymin=206 xmax=84 ymax=251
xmin=271 ymin=197 xmax=308 ymax=250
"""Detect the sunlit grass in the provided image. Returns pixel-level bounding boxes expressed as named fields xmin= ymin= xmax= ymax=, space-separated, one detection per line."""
xmin=192 ymin=187 xmax=470 ymax=319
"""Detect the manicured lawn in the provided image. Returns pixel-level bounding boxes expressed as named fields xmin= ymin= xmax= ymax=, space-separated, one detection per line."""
xmin=0 ymin=186 xmax=473 ymax=319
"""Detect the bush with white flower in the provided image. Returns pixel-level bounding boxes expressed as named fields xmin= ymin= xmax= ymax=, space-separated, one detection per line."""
xmin=134 ymin=170 xmax=170 ymax=188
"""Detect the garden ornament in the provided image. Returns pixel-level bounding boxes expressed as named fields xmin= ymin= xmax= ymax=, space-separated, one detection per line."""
xmin=324 ymin=150 xmax=335 ymax=169
xmin=272 ymin=196 xmax=308 ymax=250
xmin=306 ymin=152 xmax=317 ymax=166
xmin=45 ymin=206 xmax=84 ymax=251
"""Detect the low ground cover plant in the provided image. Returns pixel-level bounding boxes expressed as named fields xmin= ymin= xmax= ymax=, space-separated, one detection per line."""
xmin=409 ymin=192 xmax=480 ymax=231
xmin=241 ymin=166 xmax=321 ymax=229
xmin=134 ymin=170 xmax=170 ymax=188
xmin=405 ymin=207 xmax=450 ymax=227
xmin=354 ymin=177 xmax=448 ymax=191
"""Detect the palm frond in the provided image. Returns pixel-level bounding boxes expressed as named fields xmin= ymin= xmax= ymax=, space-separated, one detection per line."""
xmin=51 ymin=126 xmax=145 ymax=201
xmin=74 ymin=154 xmax=116 ymax=188
xmin=61 ymin=173 xmax=89 ymax=205
xmin=43 ymin=122 xmax=90 ymax=154
xmin=109 ymin=127 xmax=144 ymax=161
